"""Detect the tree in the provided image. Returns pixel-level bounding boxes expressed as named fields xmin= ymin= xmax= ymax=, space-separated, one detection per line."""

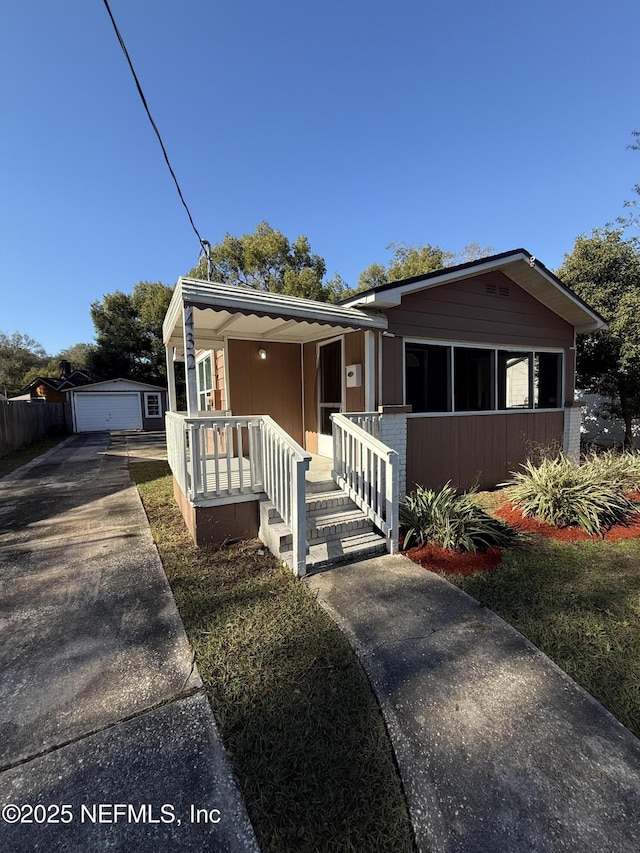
xmin=188 ymin=221 xmax=349 ymax=302
xmin=356 ymin=241 xmax=494 ymax=291
xmin=556 ymin=228 xmax=640 ymax=447
xmin=88 ymin=282 xmax=173 ymax=383
xmin=0 ymin=332 xmax=48 ymax=396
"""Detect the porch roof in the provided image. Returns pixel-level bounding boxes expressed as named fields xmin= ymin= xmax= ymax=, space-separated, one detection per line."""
xmin=163 ymin=278 xmax=387 ymax=349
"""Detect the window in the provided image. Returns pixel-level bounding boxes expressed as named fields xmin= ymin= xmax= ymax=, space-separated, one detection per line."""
xmin=498 ymin=351 xmax=531 ymax=409
xmin=454 ymin=347 xmax=494 ymax=412
xmin=535 ymin=352 xmax=562 ymax=408
xmin=405 ymin=342 xmax=563 ymax=413
xmin=144 ymin=392 xmax=162 ymax=418
xmin=405 ymin=343 xmax=451 ymax=412
xmin=197 ymin=353 xmax=214 ymax=411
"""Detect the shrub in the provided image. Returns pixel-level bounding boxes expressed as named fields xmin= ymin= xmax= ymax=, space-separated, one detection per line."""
xmin=400 ymin=483 xmax=517 ymax=553
xmin=583 ymin=448 xmax=640 ymax=494
xmin=506 ymin=454 xmax=639 ymax=536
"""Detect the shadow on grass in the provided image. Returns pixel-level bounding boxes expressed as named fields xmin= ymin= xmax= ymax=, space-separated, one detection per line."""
xmin=131 ymin=461 xmax=415 ymax=853
xmin=450 ymin=536 xmax=640 ymax=737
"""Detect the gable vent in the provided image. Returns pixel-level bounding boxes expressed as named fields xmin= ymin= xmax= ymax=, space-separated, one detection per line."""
xmin=499 ymin=285 xmax=510 ymax=297
xmin=485 ymin=283 xmax=497 ymax=295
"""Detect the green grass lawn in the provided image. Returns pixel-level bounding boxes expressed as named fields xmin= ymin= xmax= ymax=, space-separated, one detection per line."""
xmin=0 ymin=434 xmax=68 ymax=478
xmin=450 ymin=529 xmax=640 ymax=739
xmin=131 ymin=461 xmax=414 ymax=853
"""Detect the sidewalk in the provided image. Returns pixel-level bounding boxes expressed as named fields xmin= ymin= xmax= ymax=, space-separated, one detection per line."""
xmin=0 ymin=433 xmax=259 ymax=851
xmin=309 ymin=555 xmax=640 ymax=853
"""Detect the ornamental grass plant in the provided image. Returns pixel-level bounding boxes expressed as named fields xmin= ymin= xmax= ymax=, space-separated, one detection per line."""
xmin=506 ymin=454 xmax=639 ymax=536
xmin=583 ymin=448 xmax=640 ymax=494
xmin=400 ymin=483 xmax=517 ymax=552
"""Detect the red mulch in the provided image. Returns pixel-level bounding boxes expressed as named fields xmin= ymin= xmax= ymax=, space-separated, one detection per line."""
xmin=403 ymin=543 xmax=503 ymax=576
xmin=495 ymin=502 xmax=640 ymax=542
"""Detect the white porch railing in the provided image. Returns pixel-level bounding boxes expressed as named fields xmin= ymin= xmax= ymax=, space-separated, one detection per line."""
xmin=344 ymin=411 xmax=381 ymax=440
xmin=165 ymin=412 xmax=311 ymax=577
xmin=331 ymin=413 xmax=399 ymax=554
xmin=260 ymin=416 xmax=311 ymax=577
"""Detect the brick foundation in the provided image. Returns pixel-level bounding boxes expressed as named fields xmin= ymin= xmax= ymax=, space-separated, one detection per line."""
xmin=173 ymin=478 xmax=259 ymax=547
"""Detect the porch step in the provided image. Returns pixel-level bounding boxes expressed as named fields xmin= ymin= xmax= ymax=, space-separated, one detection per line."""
xmin=279 ymin=531 xmax=386 ymax=573
xmin=258 ymin=490 xmax=386 ymax=573
xmin=305 ymin=490 xmax=352 ymax=513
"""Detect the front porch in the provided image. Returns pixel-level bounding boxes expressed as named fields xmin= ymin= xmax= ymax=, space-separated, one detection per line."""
xmin=162 ymin=280 xmax=399 ymax=576
xmin=166 ymin=410 xmax=399 ymax=575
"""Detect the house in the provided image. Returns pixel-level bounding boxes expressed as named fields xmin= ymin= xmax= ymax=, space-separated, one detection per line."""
xmin=11 ymin=361 xmax=92 ymax=403
xmin=577 ymin=390 xmax=640 ymax=449
xmin=162 ymin=249 xmax=605 ymax=576
xmin=67 ymin=379 xmax=168 ymax=433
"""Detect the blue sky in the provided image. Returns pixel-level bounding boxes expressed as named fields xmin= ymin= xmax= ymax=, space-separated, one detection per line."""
xmin=1 ymin=0 xmax=639 ymax=356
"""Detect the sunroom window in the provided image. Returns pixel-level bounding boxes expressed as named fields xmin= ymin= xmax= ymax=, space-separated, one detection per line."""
xmin=405 ymin=343 xmax=451 ymax=413
xmin=454 ymin=347 xmax=494 ymax=412
xmin=405 ymin=342 xmax=563 ymax=413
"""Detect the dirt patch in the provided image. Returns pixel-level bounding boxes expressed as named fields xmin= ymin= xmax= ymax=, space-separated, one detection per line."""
xmin=495 ymin=503 xmax=640 ymax=542
xmin=403 ymin=543 xmax=503 ymax=576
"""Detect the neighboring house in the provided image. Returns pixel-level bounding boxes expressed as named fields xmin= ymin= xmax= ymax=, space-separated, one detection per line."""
xmin=11 ymin=361 xmax=92 ymax=403
xmin=162 ymin=249 xmax=605 ymax=575
xmin=577 ymin=390 xmax=640 ymax=449
xmin=67 ymin=379 xmax=167 ymax=433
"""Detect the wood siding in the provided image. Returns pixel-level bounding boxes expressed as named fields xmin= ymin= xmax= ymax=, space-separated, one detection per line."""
xmin=387 ymin=271 xmax=573 ymax=345
xmin=381 ymin=334 xmax=404 ymax=405
xmin=344 ymin=330 xmax=365 ymax=412
xmin=385 ymin=270 xmax=576 ymax=405
xmin=227 ymin=339 xmax=304 ymax=445
xmin=406 ymin=411 xmax=565 ymax=492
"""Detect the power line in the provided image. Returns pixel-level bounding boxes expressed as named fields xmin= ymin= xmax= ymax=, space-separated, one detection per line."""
xmin=101 ymin=0 xmax=210 ymax=276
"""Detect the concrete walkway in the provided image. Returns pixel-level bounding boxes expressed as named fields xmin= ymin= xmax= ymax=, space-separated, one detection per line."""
xmin=309 ymin=555 xmax=640 ymax=853
xmin=0 ymin=433 xmax=259 ymax=851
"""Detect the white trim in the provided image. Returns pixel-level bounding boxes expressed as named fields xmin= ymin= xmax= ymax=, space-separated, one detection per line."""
xmin=300 ymin=343 xmax=305 ymax=445
xmin=377 ymin=331 xmax=383 ymax=408
xmin=144 ymin=392 xmax=163 ymax=419
xmin=317 ymin=335 xmax=345 ymax=457
xmin=364 ymin=330 xmax=376 ymax=411
xmin=223 ymin=338 xmax=231 ymax=413
xmin=406 ymin=409 xmax=565 ymax=419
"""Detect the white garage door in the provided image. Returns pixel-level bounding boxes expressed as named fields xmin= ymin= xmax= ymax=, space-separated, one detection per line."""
xmin=74 ymin=392 xmax=143 ymax=432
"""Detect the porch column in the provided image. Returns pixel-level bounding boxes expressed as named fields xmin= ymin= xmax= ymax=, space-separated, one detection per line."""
xmin=378 ymin=405 xmax=411 ymax=497
xmin=364 ymin=331 xmax=376 ymax=411
xmin=563 ymin=404 xmax=582 ymax=461
xmin=183 ymin=303 xmax=198 ymax=417
xmin=165 ymin=345 xmax=177 ymax=412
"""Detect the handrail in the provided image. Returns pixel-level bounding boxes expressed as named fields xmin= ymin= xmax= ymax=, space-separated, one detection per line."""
xmin=331 ymin=412 xmax=399 ymax=554
xmin=344 ymin=411 xmax=381 ymax=439
xmin=260 ymin=415 xmax=311 ymax=577
xmin=165 ymin=412 xmax=311 ymax=577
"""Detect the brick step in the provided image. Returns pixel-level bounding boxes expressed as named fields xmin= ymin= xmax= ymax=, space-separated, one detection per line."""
xmin=263 ymin=491 xmax=354 ymax=523
xmin=280 ymin=530 xmax=386 ymax=573
xmin=305 ymin=477 xmax=339 ymax=495
xmin=264 ymin=513 xmax=374 ymax=553
xmin=305 ymin=491 xmax=352 ymax=512
xmin=307 ymin=507 xmax=371 ymax=541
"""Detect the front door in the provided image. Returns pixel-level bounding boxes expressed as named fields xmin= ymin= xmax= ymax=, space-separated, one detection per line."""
xmin=317 ymin=338 xmax=343 ymax=457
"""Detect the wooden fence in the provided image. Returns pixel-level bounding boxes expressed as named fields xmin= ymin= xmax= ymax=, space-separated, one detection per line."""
xmin=0 ymin=401 xmax=70 ymax=458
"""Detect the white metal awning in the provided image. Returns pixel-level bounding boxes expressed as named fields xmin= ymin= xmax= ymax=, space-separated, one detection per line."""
xmin=163 ymin=278 xmax=387 ymax=350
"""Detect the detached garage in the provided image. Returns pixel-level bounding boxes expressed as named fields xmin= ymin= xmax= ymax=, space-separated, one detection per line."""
xmin=68 ymin=379 xmax=167 ymax=433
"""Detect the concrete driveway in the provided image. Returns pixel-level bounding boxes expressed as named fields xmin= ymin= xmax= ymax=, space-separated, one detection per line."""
xmin=310 ymin=555 xmax=640 ymax=853
xmin=0 ymin=432 xmax=259 ymax=851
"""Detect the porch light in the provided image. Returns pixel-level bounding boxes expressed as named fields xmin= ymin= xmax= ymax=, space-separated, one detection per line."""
xmin=258 ymin=348 xmax=267 ymax=360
